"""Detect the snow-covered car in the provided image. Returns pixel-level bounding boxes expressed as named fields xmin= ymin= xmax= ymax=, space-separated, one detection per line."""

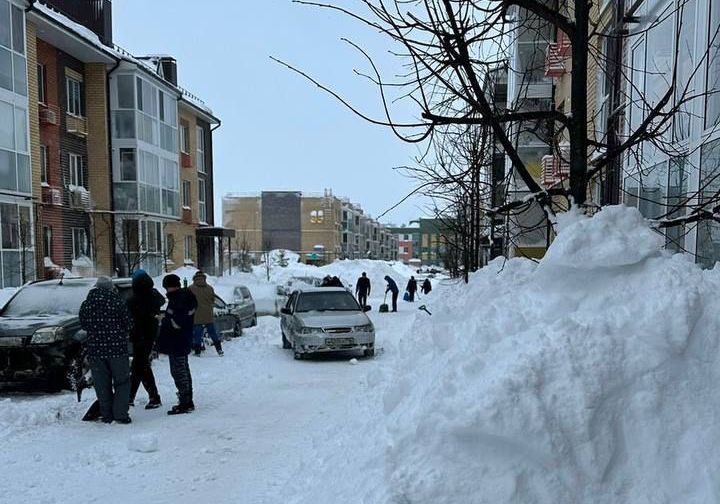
xmin=276 ymin=276 xmax=324 ymax=297
xmin=279 ymin=287 xmax=375 ymax=360
xmin=230 ymin=286 xmax=258 ymax=328
xmin=0 ymin=277 xmax=131 ymax=391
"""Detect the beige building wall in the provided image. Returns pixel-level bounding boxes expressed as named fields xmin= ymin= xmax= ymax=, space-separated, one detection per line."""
xmin=85 ymin=63 xmax=113 ymax=275
xmin=26 ymin=22 xmax=42 ymax=277
xmin=300 ymin=197 xmax=341 ymax=260
xmin=223 ymin=196 xmax=263 ymax=252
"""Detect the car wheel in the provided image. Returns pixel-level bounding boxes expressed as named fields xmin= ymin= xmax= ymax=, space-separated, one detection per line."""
xmin=282 ymin=331 xmax=291 ymax=349
xmin=233 ymin=320 xmax=242 ymax=338
xmin=363 ymin=348 xmax=375 ymax=358
xmin=251 ymin=315 xmax=258 ymax=327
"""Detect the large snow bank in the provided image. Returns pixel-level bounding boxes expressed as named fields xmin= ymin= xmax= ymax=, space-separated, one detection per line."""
xmin=288 ymin=205 xmax=720 ymax=504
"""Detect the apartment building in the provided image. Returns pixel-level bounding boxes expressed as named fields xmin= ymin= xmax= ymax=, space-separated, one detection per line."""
xmin=388 ymin=224 xmax=420 ymax=265
xmin=223 ymin=190 xmax=397 ymax=264
xmin=504 ymin=3 xmax=555 ymax=259
xmin=0 ymin=0 xmax=224 ymax=287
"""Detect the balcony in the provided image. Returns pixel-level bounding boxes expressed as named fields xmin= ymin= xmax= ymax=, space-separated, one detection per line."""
xmin=66 ymin=114 xmax=88 ymax=137
xmin=42 ymin=185 xmax=63 ymax=206
xmin=180 ymin=152 xmax=193 ymax=168
xmin=39 ymin=104 xmax=59 ymax=125
xmin=37 ymin=0 xmax=113 ymax=46
xmin=545 ymin=32 xmax=571 ymax=78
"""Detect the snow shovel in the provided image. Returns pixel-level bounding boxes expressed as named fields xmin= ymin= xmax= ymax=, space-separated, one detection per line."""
xmin=379 ymin=293 xmax=389 ymax=313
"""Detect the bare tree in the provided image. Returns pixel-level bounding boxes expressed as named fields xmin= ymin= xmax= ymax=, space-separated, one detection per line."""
xmin=261 ymin=238 xmax=273 ymax=282
xmin=115 ymin=218 xmax=148 ymax=277
xmin=162 ymin=225 xmax=175 ymax=274
xmin=278 ymin=0 xmax=720 ymax=258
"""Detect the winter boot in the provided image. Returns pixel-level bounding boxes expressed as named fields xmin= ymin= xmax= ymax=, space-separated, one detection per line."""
xmin=167 ymin=400 xmax=194 ymax=415
xmin=214 ymin=341 xmax=224 ymax=356
xmin=145 ymin=396 xmax=162 ymax=410
xmin=193 ymin=345 xmax=202 ymax=356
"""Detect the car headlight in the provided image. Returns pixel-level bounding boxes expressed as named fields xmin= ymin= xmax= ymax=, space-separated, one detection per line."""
xmin=30 ymin=326 xmax=65 ymax=344
xmin=298 ymin=326 xmax=324 ymax=334
xmin=354 ymin=324 xmax=374 ymax=333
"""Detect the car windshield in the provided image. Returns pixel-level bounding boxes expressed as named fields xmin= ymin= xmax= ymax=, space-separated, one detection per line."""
xmin=2 ymin=282 xmax=94 ymax=317
xmin=295 ymin=291 xmax=360 ymax=313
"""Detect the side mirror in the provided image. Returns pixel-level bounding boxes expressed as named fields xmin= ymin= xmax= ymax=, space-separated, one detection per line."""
xmin=280 ymin=307 xmax=291 ymax=315
xmin=363 ymin=305 xmax=372 ymax=312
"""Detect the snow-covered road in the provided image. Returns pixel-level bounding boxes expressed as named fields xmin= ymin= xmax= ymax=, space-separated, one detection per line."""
xmin=0 ymin=300 xmax=418 ymax=504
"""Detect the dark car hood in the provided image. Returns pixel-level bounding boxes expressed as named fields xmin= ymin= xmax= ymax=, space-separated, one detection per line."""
xmin=0 ymin=315 xmax=79 ymax=338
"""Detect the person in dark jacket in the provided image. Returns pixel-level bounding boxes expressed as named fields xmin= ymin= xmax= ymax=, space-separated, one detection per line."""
xmin=79 ymin=276 xmax=132 ymax=424
xmin=156 ymin=274 xmax=198 ymax=415
xmin=127 ymin=269 xmax=165 ymax=410
xmin=384 ymin=275 xmax=399 ymax=313
xmin=406 ymin=276 xmax=418 ymax=302
xmin=421 ymin=278 xmax=432 ymax=295
xmin=355 ymin=272 xmax=371 ymax=309
xmin=329 ymin=276 xmax=343 ymax=287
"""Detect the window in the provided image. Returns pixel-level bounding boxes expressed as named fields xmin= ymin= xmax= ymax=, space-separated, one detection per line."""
xmin=180 ymin=122 xmax=190 ymax=153
xmin=40 ymin=144 xmax=48 ymax=184
xmin=66 ymin=77 xmax=82 ymax=116
xmin=37 ymin=63 xmax=45 ymax=104
xmin=116 ymin=74 xmax=134 ymax=108
xmin=310 ymin=210 xmax=324 ymax=223
xmin=198 ymin=178 xmax=207 ymax=223
xmin=182 ymin=180 xmax=191 ymax=208
xmin=120 ymin=148 xmax=136 ymax=181
xmin=196 ymin=125 xmax=205 ymax=173
xmin=629 ymin=40 xmax=646 ymax=141
xmin=42 ymin=225 xmax=51 ymax=258
xmin=675 ymin=0 xmax=697 ymax=139
xmin=184 ymin=235 xmax=193 ymax=261
xmin=69 ymin=153 xmax=83 ymax=187
xmin=666 ymin=157 xmax=689 ymax=252
xmin=697 ymin=139 xmax=720 ymax=267
xmin=707 ymin=1 xmax=720 ymax=128
xmin=141 ymin=220 xmax=162 ymax=253
xmin=71 ymin=227 xmax=88 ymax=259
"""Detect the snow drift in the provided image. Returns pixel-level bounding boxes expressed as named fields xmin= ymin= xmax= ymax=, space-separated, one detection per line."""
xmin=288 ymin=205 xmax=720 ymax=503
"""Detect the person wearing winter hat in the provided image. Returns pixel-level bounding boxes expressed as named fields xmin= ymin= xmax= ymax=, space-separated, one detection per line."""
xmin=156 ymin=273 xmax=198 ymax=415
xmin=188 ymin=271 xmax=223 ymax=356
xmin=79 ymin=276 xmax=132 ymax=424
xmin=127 ymin=270 xmax=165 ymax=409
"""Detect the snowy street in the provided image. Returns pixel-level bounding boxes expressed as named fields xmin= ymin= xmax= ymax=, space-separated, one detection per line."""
xmin=0 ymin=299 xmax=417 ymax=504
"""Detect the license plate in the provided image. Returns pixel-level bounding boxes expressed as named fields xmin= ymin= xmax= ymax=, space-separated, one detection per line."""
xmin=0 ymin=337 xmax=25 ymax=348
xmin=326 ymin=337 xmax=354 ymax=346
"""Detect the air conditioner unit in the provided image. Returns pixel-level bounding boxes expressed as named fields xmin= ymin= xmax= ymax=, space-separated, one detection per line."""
xmin=42 ymin=186 xmax=62 ymax=206
xmin=39 ymin=107 xmax=58 ymax=125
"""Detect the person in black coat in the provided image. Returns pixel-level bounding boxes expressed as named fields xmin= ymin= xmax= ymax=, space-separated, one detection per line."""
xmin=421 ymin=278 xmax=432 ymax=295
xmin=127 ymin=269 xmax=165 ymax=410
xmin=384 ymin=275 xmax=399 ymax=313
xmin=156 ymin=274 xmax=198 ymax=415
xmin=406 ymin=276 xmax=418 ymax=302
xmin=355 ymin=272 xmax=371 ymax=309
xmin=79 ymin=276 xmax=132 ymax=424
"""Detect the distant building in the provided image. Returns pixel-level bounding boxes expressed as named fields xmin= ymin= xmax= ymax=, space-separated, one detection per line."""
xmin=223 ymin=190 xmax=397 ymax=264
xmin=388 ymin=224 xmax=420 ymax=265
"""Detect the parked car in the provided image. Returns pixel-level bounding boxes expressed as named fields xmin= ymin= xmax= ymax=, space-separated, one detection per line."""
xmin=0 ymin=277 xmax=131 ymax=391
xmin=0 ymin=278 xmax=242 ymax=391
xmin=280 ymin=287 xmax=375 ymax=360
xmin=277 ymin=276 xmax=323 ymax=297
xmin=231 ymin=286 xmax=258 ymax=328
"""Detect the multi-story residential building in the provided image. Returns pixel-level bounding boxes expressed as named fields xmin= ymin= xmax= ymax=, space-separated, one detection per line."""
xmin=418 ymin=218 xmax=449 ymax=267
xmin=388 ymin=224 xmax=420 ymax=265
xmin=620 ymin=0 xmax=715 ymax=266
xmin=223 ymin=190 xmax=397 ymax=264
xmin=0 ymin=0 xmax=33 ymax=288
xmin=504 ymin=4 xmax=554 ymax=259
xmin=0 ymin=0 xmax=225 ymax=287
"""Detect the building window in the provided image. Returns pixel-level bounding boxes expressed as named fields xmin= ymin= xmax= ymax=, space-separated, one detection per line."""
xmin=66 ymin=77 xmax=82 ymax=116
xmin=196 ymin=125 xmax=205 ymax=173
xmin=697 ymin=139 xmax=720 ymax=267
xmin=707 ymin=1 xmax=720 ymax=128
xmin=42 ymin=225 xmax=51 ymax=258
xmin=71 ymin=227 xmax=88 ymax=259
xmin=310 ymin=210 xmax=324 ymax=223
xmin=69 ymin=153 xmax=83 ymax=187
xmin=0 ymin=99 xmax=30 ymax=194
xmin=184 ymin=235 xmax=193 ymax=261
xmin=141 ymin=220 xmax=162 ymax=253
xmin=182 ymin=180 xmax=191 ymax=208
xmin=0 ymin=2 xmax=26 ymax=96
xmin=0 ymin=203 xmax=34 ymax=287
xmin=37 ymin=63 xmax=45 ymax=104
xmin=40 ymin=144 xmax=48 ymax=184
xmin=119 ymin=148 xmax=136 ymax=181
xmin=198 ymin=178 xmax=207 ymax=223
xmin=180 ymin=122 xmax=190 ymax=153
xmin=676 ymin=0 xmax=697 ymax=140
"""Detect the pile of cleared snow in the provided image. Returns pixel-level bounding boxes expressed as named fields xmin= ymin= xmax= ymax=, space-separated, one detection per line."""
xmin=318 ymin=259 xmax=415 ymax=288
xmin=288 ymin=205 xmax=720 ymax=504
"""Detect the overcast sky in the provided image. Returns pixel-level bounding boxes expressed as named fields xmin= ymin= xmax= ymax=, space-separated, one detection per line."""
xmin=112 ymin=0 xmax=429 ymax=226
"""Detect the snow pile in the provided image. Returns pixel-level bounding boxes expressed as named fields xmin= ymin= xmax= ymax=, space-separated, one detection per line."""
xmin=289 ymin=205 xmax=720 ymax=503
xmin=128 ymin=433 xmax=159 ymax=453
xmin=318 ymin=259 xmax=415 ymax=288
